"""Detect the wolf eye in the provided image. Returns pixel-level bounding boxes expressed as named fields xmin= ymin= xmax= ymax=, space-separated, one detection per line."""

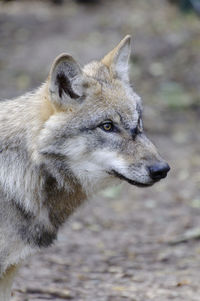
xmin=100 ymin=122 xmax=114 ymax=132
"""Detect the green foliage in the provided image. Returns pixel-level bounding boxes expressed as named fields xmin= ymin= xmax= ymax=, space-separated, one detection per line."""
xmin=158 ymin=82 xmax=192 ymax=109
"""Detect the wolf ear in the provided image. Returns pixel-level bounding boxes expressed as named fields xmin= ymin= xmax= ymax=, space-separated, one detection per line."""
xmin=102 ymin=35 xmax=131 ymax=83
xmin=49 ymin=53 xmax=83 ymax=106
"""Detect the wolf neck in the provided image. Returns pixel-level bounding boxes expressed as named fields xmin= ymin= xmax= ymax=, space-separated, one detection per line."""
xmin=0 ymin=85 xmax=87 ymax=247
xmin=41 ymin=167 xmax=87 ymax=229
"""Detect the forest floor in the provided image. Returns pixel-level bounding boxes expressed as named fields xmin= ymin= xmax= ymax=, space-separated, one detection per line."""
xmin=0 ymin=0 xmax=200 ymax=300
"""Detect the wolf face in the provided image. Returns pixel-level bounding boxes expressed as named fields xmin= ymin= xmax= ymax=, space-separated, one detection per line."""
xmin=38 ymin=35 xmax=170 ymax=194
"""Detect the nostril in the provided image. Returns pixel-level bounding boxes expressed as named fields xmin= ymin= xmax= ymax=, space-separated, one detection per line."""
xmin=149 ymin=162 xmax=170 ymax=181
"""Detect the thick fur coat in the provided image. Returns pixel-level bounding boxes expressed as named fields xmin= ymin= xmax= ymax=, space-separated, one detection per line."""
xmin=0 ymin=36 xmax=169 ymax=300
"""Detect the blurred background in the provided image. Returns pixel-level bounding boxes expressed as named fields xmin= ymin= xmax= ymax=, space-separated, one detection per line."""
xmin=0 ymin=0 xmax=200 ymax=300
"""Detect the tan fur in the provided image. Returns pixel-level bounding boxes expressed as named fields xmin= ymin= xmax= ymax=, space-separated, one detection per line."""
xmin=0 ymin=36 xmax=169 ymax=300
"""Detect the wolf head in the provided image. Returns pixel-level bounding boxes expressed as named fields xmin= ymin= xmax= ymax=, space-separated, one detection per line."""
xmin=38 ymin=35 xmax=170 ymax=193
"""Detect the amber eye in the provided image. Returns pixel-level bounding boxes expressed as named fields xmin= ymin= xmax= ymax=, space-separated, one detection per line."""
xmin=100 ymin=122 xmax=114 ymax=132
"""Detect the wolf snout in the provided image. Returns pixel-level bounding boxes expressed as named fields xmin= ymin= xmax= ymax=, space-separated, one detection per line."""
xmin=148 ymin=162 xmax=170 ymax=181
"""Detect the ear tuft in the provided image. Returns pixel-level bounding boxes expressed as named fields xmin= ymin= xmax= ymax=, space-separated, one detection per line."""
xmin=102 ymin=35 xmax=131 ymax=82
xmin=49 ymin=53 xmax=83 ymax=106
xmin=56 ymin=72 xmax=79 ymax=99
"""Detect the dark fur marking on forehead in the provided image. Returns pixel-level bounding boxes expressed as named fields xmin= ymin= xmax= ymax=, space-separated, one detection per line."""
xmin=116 ymin=109 xmax=142 ymax=139
xmin=117 ymin=112 xmax=131 ymax=131
xmin=56 ymin=72 xmax=79 ymax=99
xmin=136 ymin=102 xmax=143 ymax=119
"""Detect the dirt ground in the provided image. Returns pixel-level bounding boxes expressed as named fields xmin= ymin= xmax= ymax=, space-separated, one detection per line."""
xmin=0 ymin=0 xmax=200 ymax=300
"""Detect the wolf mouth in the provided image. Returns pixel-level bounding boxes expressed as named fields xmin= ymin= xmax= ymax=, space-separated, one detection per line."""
xmin=109 ymin=170 xmax=154 ymax=187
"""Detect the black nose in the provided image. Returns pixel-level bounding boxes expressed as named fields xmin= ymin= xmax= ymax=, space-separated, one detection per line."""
xmin=148 ymin=162 xmax=170 ymax=181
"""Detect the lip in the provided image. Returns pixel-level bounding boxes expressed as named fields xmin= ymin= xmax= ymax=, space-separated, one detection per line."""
xmin=108 ymin=170 xmax=156 ymax=187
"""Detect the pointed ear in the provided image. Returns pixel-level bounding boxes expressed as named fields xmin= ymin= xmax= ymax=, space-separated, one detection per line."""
xmin=49 ymin=53 xmax=83 ymax=106
xmin=101 ymin=35 xmax=131 ymax=83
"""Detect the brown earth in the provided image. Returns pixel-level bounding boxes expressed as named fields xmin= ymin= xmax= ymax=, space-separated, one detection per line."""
xmin=0 ymin=1 xmax=200 ymax=300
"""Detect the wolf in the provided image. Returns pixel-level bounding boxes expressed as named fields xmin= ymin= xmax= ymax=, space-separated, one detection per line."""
xmin=0 ymin=35 xmax=170 ymax=300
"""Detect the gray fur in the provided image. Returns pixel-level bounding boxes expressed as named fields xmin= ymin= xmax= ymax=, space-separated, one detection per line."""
xmin=0 ymin=36 xmax=169 ymax=301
